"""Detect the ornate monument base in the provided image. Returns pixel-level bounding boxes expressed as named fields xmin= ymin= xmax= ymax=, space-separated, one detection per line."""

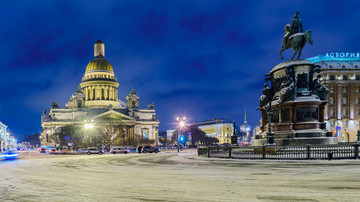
xmin=254 ymin=60 xmax=337 ymax=146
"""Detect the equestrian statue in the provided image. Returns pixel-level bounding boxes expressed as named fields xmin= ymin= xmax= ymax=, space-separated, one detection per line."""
xmin=279 ymin=12 xmax=313 ymax=60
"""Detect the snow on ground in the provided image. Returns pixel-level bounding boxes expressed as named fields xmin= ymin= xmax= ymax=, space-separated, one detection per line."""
xmin=1 ymin=150 xmax=360 ymax=201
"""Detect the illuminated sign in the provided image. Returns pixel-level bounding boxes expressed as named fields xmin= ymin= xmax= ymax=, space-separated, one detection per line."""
xmin=325 ymin=52 xmax=360 ymax=58
xmin=307 ymin=52 xmax=360 ymax=63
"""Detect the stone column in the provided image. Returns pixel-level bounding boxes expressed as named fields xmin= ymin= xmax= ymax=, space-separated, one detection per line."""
xmin=350 ymin=84 xmax=355 ymax=119
xmin=337 ymin=84 xmax=342 ymax=120
xmin=105 ymin=87 xmax=108 ymax=100
xmin=109 ymin=87 xmax=113 ymax=100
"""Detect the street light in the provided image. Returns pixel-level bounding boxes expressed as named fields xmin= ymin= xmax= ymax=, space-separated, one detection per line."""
xmin=176 ymin=116 xmax=186 ymax=152
xmin=83 ymin=119 xmax=95 ymax=146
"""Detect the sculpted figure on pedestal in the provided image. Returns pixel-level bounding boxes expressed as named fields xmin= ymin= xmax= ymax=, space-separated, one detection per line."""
xmin=311 ymin=75 xmax=329 ymax=100
xmin=258 ymin=83 xmax=274 ymax=109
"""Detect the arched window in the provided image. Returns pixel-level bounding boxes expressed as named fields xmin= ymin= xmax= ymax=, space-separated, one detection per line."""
xmin=132 ymin=101 xmax=136 ymax=108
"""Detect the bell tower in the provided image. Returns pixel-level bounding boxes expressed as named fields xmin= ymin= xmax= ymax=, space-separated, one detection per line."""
xmin=126 ymin=88 xmax=139 ymax=110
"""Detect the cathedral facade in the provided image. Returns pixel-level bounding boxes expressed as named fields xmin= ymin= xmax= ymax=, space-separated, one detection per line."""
xmin=41 ymin=40 xmax=159 ymax=146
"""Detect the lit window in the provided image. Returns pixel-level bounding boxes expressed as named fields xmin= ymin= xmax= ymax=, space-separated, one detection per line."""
xmin=343 ymin=97 xmax=347 ymax=105
xmin=356 ymin=97 xmax=359 ymax=104
xmin=329 ymin=97 xmax=334 ymax=105
xmin=343 ymin=86 xmax=348 ymax=93
xmin=330 ymin=75 xmax=334 ymax=80
xmin=343 ymin=75 xmax=348 ymax=80
xmin=357 ymin=109 xmax=360 ymax=116
xmin=330 ymin=87 xmax=334 ymax=93
xmin=330 ymin=110 xmax=334 ymax=117
xmin=143 ymin=131 xmax=148 ymax=139
xmin=343 ymin=109 xmax=347 ymax=116
xmin=356 ymin=75 xmax=360 ymax=80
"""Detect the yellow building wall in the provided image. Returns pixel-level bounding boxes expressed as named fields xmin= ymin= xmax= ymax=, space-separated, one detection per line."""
xmin=199 ymin=123 xmax=232 ymax=144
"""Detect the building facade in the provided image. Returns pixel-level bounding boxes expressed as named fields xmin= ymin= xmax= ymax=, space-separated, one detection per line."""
xmin=307 ymin=52 xmax=360 ymax=142
xmin=0 ymin=122 xmax=8 ymax=152
xmin=167 ymin=118 xmax=233 ymax=144
xmin=41 ymin=40 xmax=160 ymax=146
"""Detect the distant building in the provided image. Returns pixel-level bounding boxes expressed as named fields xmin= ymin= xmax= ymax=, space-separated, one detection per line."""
xmin=8 ymin=136 xmax=17 ymax=150
xmin=167 ymin=118 xmax=234 ymax=144
xmin=307 ymin=52 xmax=360 ymax=142
xmin=41 ymin=40 xmax=160 ymax=146
xmin=0 ymin=122 xmax=8 ymax=152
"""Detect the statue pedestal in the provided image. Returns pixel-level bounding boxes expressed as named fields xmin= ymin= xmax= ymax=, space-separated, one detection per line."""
xmin=254 ymin=60 xmax=337 ymax=146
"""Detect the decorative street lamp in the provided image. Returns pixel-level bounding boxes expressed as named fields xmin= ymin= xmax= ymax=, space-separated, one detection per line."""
xmin=266 ymin=101 xmax=275 ymax=145
xmin=176 ymin=116 xmax=186 ymax=152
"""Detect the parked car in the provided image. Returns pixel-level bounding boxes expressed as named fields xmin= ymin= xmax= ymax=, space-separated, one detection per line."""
xmin=142 ymin=145 xmax=160 ymax=153
xmin=86 ymin=148 xmax=103 ymax=155
xmin=110 ymin=147 xmax=129 ymax=154
xmin=39 ymin=148 xmax=46 ymax=153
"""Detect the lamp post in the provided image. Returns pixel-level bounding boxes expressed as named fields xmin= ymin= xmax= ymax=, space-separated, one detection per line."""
xmin=266 ymin=101 xmax=275 ymax=145
xmin=176 ymin=116 xmax=186 ymax=152
xmin=84 ymin=119 xmax=94 ymax=146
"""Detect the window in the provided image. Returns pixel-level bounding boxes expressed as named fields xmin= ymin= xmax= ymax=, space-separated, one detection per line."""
xmin=330 ymin=87 xmax=334 ymax=93
xmin=356 ymin=87 xmax=360 ymax=93
xmin=357 ymin=109 xmax=360 ymax=116
xmin=143 ymin=131 xmax=148 ymax=139
xmin=343 ymin=75 xmax=348 ymax=80
xmin=329 ymin=65 xmax=333 ymax=68
xmin=343 ymin=97 xmax=347 ymax=105
xmin=356 ymin=97 xmax=359 ymax=104
xmin=329 ymin=75 xmax=334 ymax=80
xmin=356 ymin=75 xmax=360 ymax=80
xmin=330 ymin=109 xmax=334 ymax=117
xmin=329 ymin=97 xmax=334 ymax=105
xmin=343 ymin=109 xmax=347 ymax=117
xmin=343 ymin=86 xmax=348 ymax=93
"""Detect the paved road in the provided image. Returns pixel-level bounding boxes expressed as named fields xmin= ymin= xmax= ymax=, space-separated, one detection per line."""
xmin=1 ymin=150 xmax=360 ymax=201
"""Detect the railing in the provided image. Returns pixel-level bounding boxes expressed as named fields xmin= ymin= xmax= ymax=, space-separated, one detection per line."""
xmin=198 ymin=144 xmax=360 ymax=160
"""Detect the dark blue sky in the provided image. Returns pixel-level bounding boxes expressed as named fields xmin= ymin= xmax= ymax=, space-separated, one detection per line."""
xmin=1 ymin=0 xmax=360 ymax=140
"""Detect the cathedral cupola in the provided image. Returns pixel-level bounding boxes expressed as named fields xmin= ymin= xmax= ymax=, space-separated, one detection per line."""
xmin=94 ymin=40 xmax=105 ymax=57
xmin=79 ymin=40 xmax=123 ymax=108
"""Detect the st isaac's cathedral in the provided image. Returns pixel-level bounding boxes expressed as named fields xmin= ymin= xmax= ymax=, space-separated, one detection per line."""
xmin=41 ymin=40 xmax=160 ymax=146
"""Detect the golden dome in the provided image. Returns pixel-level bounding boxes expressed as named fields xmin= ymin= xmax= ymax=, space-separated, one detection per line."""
xmin=85 ymin=56 xmax=113 ymax=72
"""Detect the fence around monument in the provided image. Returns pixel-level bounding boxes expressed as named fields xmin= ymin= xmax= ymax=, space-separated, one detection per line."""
xmin=197 ymin=144 xmax=360 ymax=160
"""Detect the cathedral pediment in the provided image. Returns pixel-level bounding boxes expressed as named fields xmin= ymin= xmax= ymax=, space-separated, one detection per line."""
xmin=92 ymin=110 xmax=134 ymax=123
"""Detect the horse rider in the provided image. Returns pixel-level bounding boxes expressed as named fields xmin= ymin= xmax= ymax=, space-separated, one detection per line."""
xmin=282 ymin=12 xmax=303 ymax=48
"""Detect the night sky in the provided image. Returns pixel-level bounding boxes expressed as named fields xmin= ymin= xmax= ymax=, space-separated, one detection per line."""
xmin=1 ymin=0 xmax=360 ymax=140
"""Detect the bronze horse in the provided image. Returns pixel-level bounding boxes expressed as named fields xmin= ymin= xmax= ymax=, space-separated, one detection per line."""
xmin=279 ymin=30 xmax=313 ymax=60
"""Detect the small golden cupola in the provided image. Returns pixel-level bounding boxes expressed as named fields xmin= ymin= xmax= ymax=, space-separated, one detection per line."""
xmin=79 ymin=40 xmax=123 ymax=108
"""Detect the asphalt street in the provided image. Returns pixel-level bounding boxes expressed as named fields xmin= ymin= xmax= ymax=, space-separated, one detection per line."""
xmin=1 ymin=150 xmax=360 ymax=201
